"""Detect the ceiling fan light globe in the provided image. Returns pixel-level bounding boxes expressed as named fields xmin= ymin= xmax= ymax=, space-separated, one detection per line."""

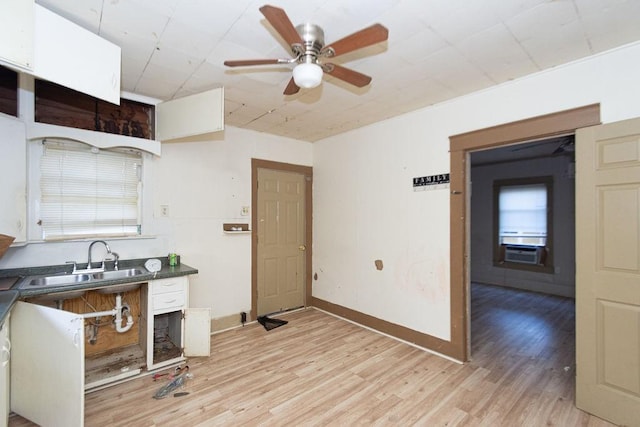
xmin=293 ymin=63 xmax=323 ymax=88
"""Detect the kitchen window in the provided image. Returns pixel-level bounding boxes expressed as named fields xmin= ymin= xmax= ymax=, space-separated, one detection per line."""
xmin=493 ymin=177 xmax=553 ymax=270
xmin=34 ymin=139 xmax=143 ymax=240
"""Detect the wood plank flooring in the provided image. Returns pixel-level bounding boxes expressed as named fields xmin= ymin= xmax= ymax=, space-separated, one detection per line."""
xmin=9 ymin=283 xmax=616 ymax=426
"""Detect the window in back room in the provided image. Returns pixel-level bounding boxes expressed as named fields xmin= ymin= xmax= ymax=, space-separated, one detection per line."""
xmin=493 ymin=176 xmax=553 ymax=270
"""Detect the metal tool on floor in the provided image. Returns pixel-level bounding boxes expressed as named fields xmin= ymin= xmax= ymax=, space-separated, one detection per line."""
xmin=152 ymin=366 xmax=191 ymax=399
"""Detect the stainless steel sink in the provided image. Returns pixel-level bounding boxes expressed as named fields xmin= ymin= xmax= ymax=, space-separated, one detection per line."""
xmin=93 ymin=268 xmax=145 ymax=294
xmin=27 ymin=273 xmax=92 ymax=287
xmin=27 ymin=290 xmax=87 ymax=302
xmin=96 ymin=282 xmax=142 ymax=294
xmin=91 ymin=268 xmax=144 ymax=281
xmin=19 ymin=267 xmax=148 ymax=293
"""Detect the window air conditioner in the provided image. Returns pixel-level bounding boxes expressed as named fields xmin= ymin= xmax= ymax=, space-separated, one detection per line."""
xmin=504 ymin=245 xmax=543 ymax=265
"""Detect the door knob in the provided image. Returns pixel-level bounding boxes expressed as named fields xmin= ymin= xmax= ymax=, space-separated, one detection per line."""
xmin=298 ymin=245 xmax=306 ymax=251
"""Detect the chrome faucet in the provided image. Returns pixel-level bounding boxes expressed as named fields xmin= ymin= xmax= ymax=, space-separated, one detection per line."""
xmin=88 ymin=240 xmax=111 ymax=270
xmin=111 ymin=252 xmax=120 ymax=271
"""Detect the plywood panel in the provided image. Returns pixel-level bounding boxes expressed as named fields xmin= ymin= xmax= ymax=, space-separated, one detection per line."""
xmin=35 ymin=79 xmax=154 ymax=139
xmin=62 ymin=288 xmax=141 ymax=356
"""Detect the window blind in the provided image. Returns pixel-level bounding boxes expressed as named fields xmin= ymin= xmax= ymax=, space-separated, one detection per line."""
xmin=498 ymin=183 xmax=547 ymax=246
xmin=40 ymin=141 xmax=142 ymax=240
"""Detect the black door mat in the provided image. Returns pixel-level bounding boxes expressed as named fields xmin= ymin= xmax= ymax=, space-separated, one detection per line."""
xmin=257 ymin=315 xmax=288 ymax=331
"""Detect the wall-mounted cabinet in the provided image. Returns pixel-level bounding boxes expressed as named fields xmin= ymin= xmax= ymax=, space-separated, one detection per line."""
xmin=0 ymin=0 xmax=34 ymax=70
xmin=0 ymin=1 xmax=121 ymax=105
xmin=156 ymin=87 xmax=224 ymax=142
xmin=32 ymin=5 xmax=121 ymax=105
xmin=0 ymin=115 xmax=26 ymax=243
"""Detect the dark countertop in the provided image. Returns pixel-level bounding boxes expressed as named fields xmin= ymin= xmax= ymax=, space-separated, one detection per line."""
xmin=0 ymin=258 xmax=198 ymax=327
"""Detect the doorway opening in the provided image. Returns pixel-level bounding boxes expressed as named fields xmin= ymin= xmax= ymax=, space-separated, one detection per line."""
xmin=448 ymin=104 xmax=600 ymax=362
xmin=468 ymin=134 xmax=578 ymax=392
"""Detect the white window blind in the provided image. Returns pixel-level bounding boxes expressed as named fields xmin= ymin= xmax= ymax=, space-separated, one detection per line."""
xmin=499 ymin=184 xmax=547 ymax=246
xmin=40 ymin=141 xmax=142 ymax=240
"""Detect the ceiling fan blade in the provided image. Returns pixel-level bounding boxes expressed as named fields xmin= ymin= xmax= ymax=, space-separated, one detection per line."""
xmin=259 ymin=5 xmax=304 ymax=49
xmin=224 ymin=59 xmax=288 ymax=67
xmin=324 ymin=64 xmax=372 ymax=87
xmin=321 ymin=24 xmax=389 ymax=57
xmin=283 ymin=77 xmax=300 ymax=95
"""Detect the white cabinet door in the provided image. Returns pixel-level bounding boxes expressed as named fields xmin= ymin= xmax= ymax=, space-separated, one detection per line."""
xmin=11 ymin=302 xmax=84 ymax=427
xmin=0 ymin=116 xmax=26 ymax=243
xmin=184 ymin=308 xmax=210 ymax=357
xmin=0 ymin=0 xmax=34 ymax=70
xmin=0 ymin=314 xmax=10 ymax=426
xmin=157 ymin=87 xmax=224 ymax=142
xmin=33 ymin=5 xmax=121 ymax=105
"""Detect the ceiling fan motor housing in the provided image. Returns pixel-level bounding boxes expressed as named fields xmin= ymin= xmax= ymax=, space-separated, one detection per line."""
xmin=295 ymin=23 xmax=325 ymax=63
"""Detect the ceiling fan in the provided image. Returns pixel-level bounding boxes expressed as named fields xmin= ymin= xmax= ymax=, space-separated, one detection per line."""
xmin=223 ymin=5 xmax=389 ymax=95
xmin=510 ymin=135 xmax=575 ymax=155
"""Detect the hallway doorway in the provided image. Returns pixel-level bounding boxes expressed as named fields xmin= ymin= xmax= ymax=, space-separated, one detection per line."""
xmin=448 ymin=104 xmax=601 ymax=361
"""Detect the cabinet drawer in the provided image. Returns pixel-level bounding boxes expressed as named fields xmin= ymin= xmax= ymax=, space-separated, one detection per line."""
xmin=151 ymin=277 xmax=187 ymax=295
xmin=152 ymin=291 xmax=185 ymax=312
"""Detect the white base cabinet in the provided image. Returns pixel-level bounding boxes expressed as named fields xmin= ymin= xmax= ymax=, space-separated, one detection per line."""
xmin=8 ymin=275 xmax=208 ymax=426
xmin=146 ymin=277 xmax=210 ymax=370
xmin=1 ymin=314 xmax=11 ymax=427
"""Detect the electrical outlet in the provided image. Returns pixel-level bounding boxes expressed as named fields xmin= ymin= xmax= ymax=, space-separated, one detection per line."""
xmin=160 ymin=205 xmax=169 ymax=217
xmin=241 ymin=206 xmax=250 ymax=216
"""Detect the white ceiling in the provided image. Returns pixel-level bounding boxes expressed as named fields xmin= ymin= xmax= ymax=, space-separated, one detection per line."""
xmin=36 ymin=0 xmax=640 ymax=142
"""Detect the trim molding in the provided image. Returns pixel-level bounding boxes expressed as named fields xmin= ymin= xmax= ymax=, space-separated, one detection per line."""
xmin=311 ymin=297 xmax=461 ymax=361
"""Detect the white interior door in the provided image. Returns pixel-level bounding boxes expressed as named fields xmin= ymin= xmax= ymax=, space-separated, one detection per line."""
xmin=575 ymin=117 xmax=640 ymax=426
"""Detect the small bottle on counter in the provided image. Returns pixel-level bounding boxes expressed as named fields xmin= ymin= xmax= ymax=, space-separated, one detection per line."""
xmin=168 ymin=253 xmax=177 ymax=266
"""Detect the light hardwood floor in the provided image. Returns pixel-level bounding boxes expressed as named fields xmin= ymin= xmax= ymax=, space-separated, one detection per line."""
xmin=9 ymin=284 xmax=616 ymax=426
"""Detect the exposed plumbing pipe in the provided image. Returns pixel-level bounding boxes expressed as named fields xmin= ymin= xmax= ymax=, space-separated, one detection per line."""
xmin=80 ymin=293 xmax=134 ymax=333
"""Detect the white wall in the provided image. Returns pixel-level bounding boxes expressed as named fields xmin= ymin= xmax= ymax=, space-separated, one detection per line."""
xmin=312 ymin=42 xmax=640 ymax=342
xmin=152 ymin=127 xmax=312 ymax=318
xmin=470 ymin=155 xmax=576 ymax=297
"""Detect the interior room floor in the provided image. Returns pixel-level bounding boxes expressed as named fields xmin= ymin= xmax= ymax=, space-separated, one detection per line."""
xmin=9 ymin=286 xmax=615 ymax=426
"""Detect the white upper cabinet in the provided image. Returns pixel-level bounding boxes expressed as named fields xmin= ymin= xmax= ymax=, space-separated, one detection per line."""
xmin=32 ymin=5 xmax=121 ymax=105
xmin=157 ymin=87 xmax=225 ymax=142
xmin=0 ymin=116 xmax=26 ymax=243
xmin=0 ymin=0 xmax=34 ymax=70
xmin=0 ymin=1 xmax=121 ymax=105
